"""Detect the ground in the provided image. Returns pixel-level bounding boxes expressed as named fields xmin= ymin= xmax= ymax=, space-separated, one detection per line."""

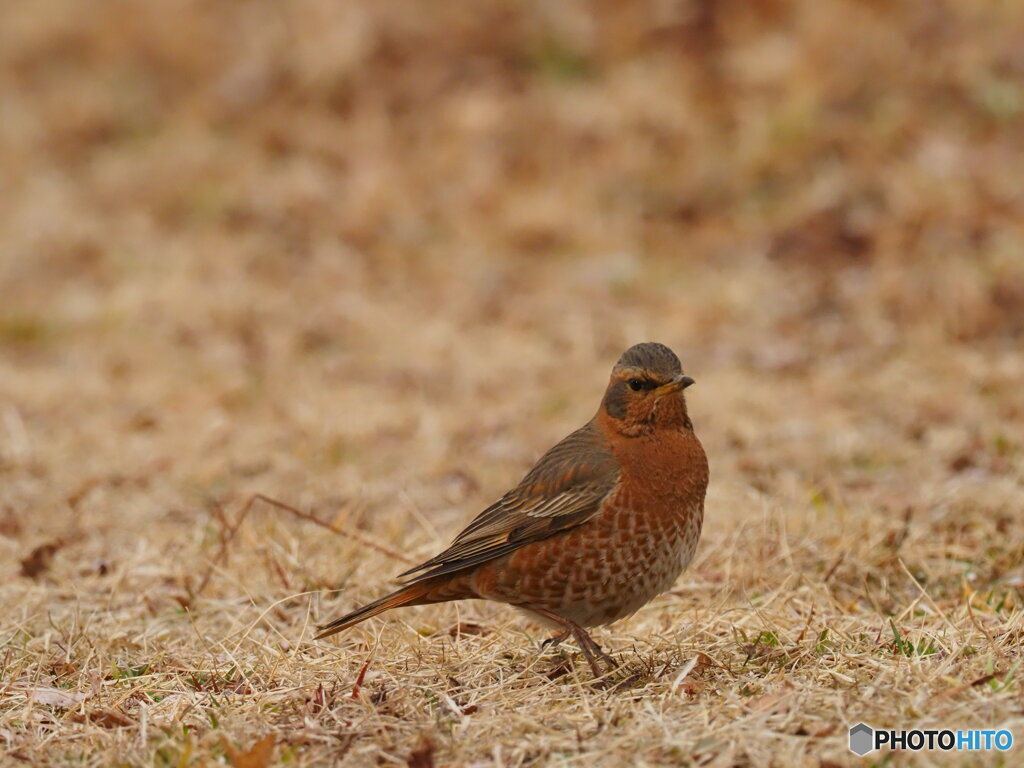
xmin=1 ymin=1 xmax=1023 ymax=766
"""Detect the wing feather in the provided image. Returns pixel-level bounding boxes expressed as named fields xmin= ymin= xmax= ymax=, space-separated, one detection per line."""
xmin=397 ymin=422 xmax=618 ymax=583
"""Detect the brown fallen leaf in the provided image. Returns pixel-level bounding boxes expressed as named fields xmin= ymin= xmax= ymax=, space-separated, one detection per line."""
xmin=0 ymin=506 xmax=21 ymax=537
xmin=674 ymin=680 xmax=705 ymax=696
xmin=20 ymin=540 xmax=64 ymax=578
xmin=406 ymin=737 xmax=435 ymax=768
xmin=69 ymin=707 xmax=134 ymax=728
xmin=223 ymin=734 xmax=275 ymax=768
xmin=935 ymin=673 xmax=998 ymax=700
xmin=746 ymin=691 xmax=791 ymax=714
xmin=25 ymin=687 xmax=89 ymax=708
xmin=692 ymin=652 xmax=718 ymax=674
xmin=446 ymin=622 xmax=490 ymax=638
xmin=809 ymin=724 xmax=837 ymax=738
xmin=671 ymin=652 xmax=721 ymax=696
xmin=48 ymin=661 xmax=78 ymax=679
xmin=66 ymin=478 xmax=102 ymax=511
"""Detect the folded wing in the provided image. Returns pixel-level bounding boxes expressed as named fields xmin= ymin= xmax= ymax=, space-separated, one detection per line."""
xmin=397 ymin=422 xmax=619 ymax=584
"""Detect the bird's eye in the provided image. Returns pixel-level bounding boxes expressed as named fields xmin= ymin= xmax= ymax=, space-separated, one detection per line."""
xmin=628 ymin=378 xmax=643 ymax=391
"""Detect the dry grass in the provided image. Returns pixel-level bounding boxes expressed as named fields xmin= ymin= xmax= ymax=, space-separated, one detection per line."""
xmin=2 ymin=1 xmax=1024 ymax=766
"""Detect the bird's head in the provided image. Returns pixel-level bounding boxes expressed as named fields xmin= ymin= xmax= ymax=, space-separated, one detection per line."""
xmin=600 ymin=342 xmax=695 ymax=436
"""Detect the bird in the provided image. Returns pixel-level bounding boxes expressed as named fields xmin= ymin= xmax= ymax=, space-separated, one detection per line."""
xmin=316 ymin=342 xmax=709 ymax=676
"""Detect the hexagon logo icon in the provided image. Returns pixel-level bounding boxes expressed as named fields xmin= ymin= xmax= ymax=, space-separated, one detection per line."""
xmin=849 ymin=723 xmax=875 ymax=756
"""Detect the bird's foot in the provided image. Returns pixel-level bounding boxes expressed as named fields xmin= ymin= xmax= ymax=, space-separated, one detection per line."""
xmin=572 ymin=627 xmax=618 ymax=678
xmin=528 ymin=607 xmax=618 ymax=679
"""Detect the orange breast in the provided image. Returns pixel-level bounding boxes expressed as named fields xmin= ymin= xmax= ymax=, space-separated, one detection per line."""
xmin=472 ymin=427 xmax=708 ymax=627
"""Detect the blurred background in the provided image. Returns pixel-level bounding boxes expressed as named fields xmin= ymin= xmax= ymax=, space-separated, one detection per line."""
xmin=3 ymin=3 xmax=1024 ymax=763
xmin=1 ymin=0 xmax=1023 ymax=592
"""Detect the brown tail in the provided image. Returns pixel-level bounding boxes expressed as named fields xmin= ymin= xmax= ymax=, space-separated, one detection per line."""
xmin=315 ymin=583 xmax=428 ymax=639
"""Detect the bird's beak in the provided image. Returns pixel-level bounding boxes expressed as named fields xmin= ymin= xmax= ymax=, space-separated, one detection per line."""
xmin=658 ymin=374 xmax=695 ymax=394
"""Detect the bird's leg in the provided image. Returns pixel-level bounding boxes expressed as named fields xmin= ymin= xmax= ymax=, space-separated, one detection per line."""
xmin=528 ymin=607 xmax=616 ymax=678
xmin=576 ymin=629 xmax=617 ymax=671
xmin=570 ymin=626 xmax=607 ymax=678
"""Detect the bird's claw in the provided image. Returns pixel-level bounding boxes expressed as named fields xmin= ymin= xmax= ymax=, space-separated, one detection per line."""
xmin=541 ymin=631 xmax=569 ymax=651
